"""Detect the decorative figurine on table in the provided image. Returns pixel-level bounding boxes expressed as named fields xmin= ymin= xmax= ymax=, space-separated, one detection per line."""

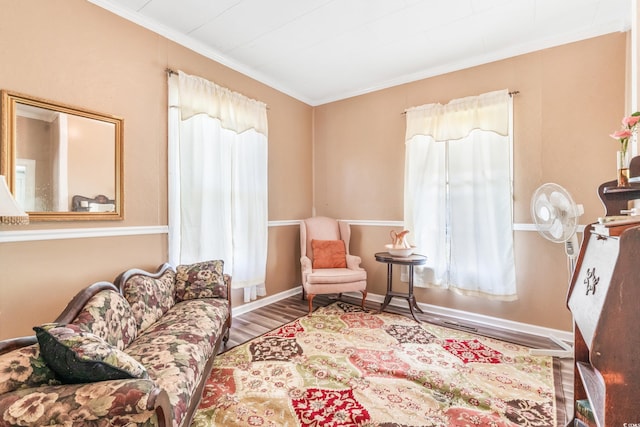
xmin=386 ymin=229 xmax=415 ymax=257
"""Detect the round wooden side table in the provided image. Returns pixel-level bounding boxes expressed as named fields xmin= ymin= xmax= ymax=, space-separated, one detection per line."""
xmin=374 ymin=252 xmax=427 ymax=322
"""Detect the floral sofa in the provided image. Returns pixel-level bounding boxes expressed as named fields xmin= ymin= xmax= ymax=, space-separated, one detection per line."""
xmin=0 ymin=260 xmax=231 ymax=427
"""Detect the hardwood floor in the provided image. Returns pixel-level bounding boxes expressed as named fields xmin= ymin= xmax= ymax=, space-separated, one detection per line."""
xmin=221 ymin=293 xmax=573 ymax=425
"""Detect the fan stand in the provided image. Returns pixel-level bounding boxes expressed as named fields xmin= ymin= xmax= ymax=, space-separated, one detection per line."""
xmin=529 ymin=237 xmax=578 ymax=359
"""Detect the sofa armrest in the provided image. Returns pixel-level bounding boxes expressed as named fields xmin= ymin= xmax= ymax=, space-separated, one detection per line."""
xmin=0 ymin=379 xmax=172 ymax=427
xmin=0 ymin=336 xmax=37 ymax=353
xmin=147 ymin=387 xmax=173 ymax=427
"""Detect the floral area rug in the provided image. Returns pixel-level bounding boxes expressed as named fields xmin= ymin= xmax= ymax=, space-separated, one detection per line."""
xmin=192 ymin=302 xmax=557 ymax=426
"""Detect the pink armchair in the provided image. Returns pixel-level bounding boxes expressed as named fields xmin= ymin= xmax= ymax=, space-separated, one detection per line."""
xmin=300 ymin=217 xmax=367 ymax=314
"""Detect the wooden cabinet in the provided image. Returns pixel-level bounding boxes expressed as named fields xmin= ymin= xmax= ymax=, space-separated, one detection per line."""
xmin=568 ymin=223 xmax=640 ymax=426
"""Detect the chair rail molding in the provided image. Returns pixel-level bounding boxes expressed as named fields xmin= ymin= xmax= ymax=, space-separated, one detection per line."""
xmin=0 ymin=221 xmax=586 ymax=242
xmin=0 ymin=225 xmax=168 ymax=243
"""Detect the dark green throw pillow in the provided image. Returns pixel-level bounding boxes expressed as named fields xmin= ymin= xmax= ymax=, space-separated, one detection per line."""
xmin=34 ymin=323 xmax=148 ymax=383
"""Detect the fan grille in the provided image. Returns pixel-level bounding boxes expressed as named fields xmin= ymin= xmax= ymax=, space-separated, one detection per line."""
xmin=531 ymin=183 xmax=580 ymax=243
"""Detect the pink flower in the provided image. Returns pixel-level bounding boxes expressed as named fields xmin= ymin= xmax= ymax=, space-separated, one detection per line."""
xmin=610 ymin=129 xmax=633 ymax=140
xmin=623 ymin=115 xmax=640 ymax=127
xmin=611 ymin=112 xmax=640 ymax=154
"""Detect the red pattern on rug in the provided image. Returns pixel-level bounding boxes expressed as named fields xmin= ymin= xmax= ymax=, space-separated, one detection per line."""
xmin=442 ymin=338 xmax=504 ymax=364
xmin=266 ymin=318 xmax=305 ymax=338
xmin=348 ymin=348 xmax=411 ymax=379
xmin=291 ymin=388 xmax=371 ymax=426
xmin=339 ymin=312 xmax=384 ymax=329
xmin=199 ymin=367 xmax=236 ymax=408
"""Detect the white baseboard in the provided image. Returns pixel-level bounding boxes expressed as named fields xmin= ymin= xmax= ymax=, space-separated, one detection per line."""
xmin=233 ymin=286 xmax=573 ymax=345
xmin=342 ymin=291 xmax=573 ymax=343
xmin=231 ymin=286 xmax=303 ymax=317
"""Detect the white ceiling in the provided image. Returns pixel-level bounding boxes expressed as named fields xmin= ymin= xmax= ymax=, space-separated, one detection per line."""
xmin=90 ymin=0 xmax=631 ymax=106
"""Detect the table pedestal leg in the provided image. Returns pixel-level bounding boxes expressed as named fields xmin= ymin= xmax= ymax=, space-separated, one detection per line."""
xmin=378 ymin=264 xmax=424 ymax=322
xmin=379 ymin=263 xmax=394 ymax=312
xmin=406 ymin=265 xmax=423 ymax=322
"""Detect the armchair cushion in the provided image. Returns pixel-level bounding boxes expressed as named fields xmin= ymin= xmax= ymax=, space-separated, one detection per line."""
xmin=311 ymin=239 xmax=347 ymax=268
xmin=175 ymin=260 xmax=227 ymax=301
xmin=34 ymin=323 xmax=148 ymax=383
xmin=306 ymin=268 xmax=367 ymax=284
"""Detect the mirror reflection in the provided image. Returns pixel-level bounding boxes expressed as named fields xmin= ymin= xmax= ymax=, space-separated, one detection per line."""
xmin=1 ymin=91 xmax=123 ymax=221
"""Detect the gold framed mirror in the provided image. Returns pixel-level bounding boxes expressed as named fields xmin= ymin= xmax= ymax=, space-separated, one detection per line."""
xmin=0 ymin=90 xmax=123 ymax=221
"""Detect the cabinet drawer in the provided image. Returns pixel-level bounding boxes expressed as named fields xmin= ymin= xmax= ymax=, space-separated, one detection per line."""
xmin=568 ymin=233 xmax=619 ymax=350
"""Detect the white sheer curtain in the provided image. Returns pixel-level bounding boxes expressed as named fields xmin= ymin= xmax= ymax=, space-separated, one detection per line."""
xmin=404 ymin=89 xmax=516 ymax=300
xmin=168 ymin=71 xmax=268 ymax=302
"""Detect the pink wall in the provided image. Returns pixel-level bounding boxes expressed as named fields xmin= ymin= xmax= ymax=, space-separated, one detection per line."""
xmin=0 ymin=0 xmax=628 ymax=338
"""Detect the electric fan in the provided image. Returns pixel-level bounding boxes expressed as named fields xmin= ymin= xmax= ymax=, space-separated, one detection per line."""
xmin=531 ymin=183 xmax=585 ymax=268
xmin=529 ymin=183 xmax=584 ymax=358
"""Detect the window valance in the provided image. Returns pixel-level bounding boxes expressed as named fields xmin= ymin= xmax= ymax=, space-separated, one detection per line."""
xmin=405 ymin=89 xmax=509 ymax=142
xmin=170 ymin=71 xmax=268 ymax=136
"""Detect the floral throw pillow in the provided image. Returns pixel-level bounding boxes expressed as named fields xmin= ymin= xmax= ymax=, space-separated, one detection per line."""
xmin=175 ymin=260 xmax=226 ymax=302
xmin=122 ymin=268 xmax=177 ymax=333
xmin=72 ymin=289 xmax=138 ymax=350
xmin=34 ymin=323 xmax=148 ymax=383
